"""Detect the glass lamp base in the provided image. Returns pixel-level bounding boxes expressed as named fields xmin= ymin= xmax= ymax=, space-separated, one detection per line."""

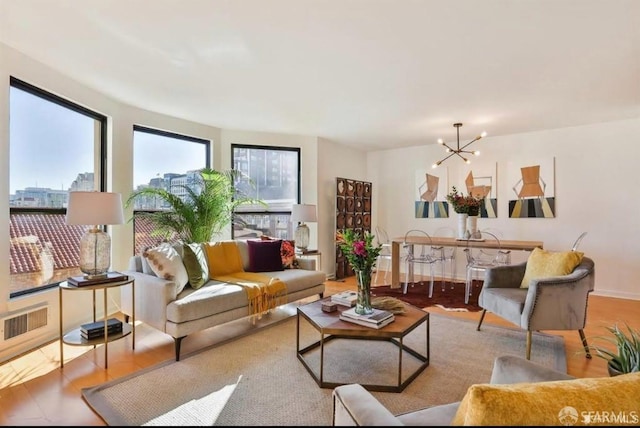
xmin=295 ymin=223 xmax=310 ymax=251
xmin=79 ymin=228 xmax=111 ymax=278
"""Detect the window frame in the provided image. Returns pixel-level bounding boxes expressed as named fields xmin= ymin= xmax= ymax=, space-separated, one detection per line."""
xmin=9 ymin=76 xmax=107 ymax=298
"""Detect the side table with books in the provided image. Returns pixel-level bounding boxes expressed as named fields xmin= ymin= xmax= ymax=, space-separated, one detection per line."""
xmin=59 ymin=273 xmax=135 ymax=369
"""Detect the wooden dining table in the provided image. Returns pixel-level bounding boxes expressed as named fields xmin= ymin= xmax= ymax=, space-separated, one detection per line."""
xmin=390 ymin=236 xmax=544 ymax=289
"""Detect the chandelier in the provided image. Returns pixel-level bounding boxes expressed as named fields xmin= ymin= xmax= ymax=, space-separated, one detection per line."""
xmin=431 ymin=123 xmax=487 ymax=168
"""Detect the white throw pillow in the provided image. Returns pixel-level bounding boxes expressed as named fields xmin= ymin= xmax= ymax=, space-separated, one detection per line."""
xmin=143 ymin=243 xmax=189 ymax=294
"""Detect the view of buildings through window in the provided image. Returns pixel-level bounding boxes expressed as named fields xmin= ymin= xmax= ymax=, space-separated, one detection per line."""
xmin=232 ymin=145 xmax=300 ymax=240
xmin=8 ymin=78 xmax=106 ymax=297
xmin=131 ymin=126 xmax=210 ymax=255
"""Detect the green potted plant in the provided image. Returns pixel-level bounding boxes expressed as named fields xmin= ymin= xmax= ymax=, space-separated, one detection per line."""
xmin=126 ymin=167 xmax=265 ymax=243
xmin=589 ymin=323 xmax=640 ymax=376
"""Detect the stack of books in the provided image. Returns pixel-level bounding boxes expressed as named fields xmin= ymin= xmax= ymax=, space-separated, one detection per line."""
xmin=80 ymin=318 xmax=123 ymax=340
xmin=331 ymin=290 xmax=358 ymax=307
xmin=67 ymin=272 xmax=129 ymax=287
xmin=339 ymin=307 xmax=395 ymax=329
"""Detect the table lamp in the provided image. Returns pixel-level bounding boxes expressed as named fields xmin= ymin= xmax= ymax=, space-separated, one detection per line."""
xmin=291 ymin=203 xmax=317 ymax=252
xmin=66 ymin=191 xmax=125 ymax=279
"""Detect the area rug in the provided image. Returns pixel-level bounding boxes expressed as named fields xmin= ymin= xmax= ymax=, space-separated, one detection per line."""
xmin=82 ymin=313 xmax=566 ymax=426
xmin=373 ymin=280 xmax=484 ymax=312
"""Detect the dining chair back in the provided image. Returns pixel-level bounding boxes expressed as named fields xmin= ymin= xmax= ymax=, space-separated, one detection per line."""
xmin=374 ymin=226 xmax=392 ymax=284
xmin=463 ymin=229 xmax=511 ymax=304
xmin=402 ymin=229 xmax=444 ymax=296
xmin=432 ymin=226 xmax=457 ymax=290
xmin=571 ymin=232 xmax=588 ymax=251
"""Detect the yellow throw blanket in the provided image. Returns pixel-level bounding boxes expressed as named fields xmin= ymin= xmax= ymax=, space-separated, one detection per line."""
xmin=212 ymin=272 xmax=288 ymax=319
xmin=204 ymin=241 xmax=288 ymax=320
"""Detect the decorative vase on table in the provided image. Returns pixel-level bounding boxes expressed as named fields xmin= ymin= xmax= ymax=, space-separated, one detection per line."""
xmin=456 ymin=213 xmax=468 ymax=239
xmin=467 ymin=214 xmax=478 ymax=239
xmin=354 ymin=269 xmax=374 ymax=315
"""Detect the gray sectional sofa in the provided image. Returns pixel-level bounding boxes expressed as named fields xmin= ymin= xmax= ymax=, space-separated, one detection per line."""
xmin=120 ymin=240 xmax=326 ymax=360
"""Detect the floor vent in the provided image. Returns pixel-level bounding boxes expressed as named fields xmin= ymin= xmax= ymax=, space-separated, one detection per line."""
xmin=3 ymin=306 xmax=48 ymax=341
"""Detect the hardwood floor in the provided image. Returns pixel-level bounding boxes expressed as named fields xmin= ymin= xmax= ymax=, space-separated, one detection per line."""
xmin=1 ymin=276 xmax=638 ymax=425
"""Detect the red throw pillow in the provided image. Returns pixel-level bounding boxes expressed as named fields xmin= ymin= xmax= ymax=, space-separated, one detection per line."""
xmin=247 ymin=239 xmax=284 ymax=272
xmin=260 ymin=235 xmax=298 ymax=269
xmin=280 ymin=239 xmax=298 ymax=269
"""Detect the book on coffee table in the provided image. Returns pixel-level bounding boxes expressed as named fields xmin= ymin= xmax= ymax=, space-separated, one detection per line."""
xmin=339 ymin=307 xmax=395 ymax=328
xmin=330 ymin=290 xmax=357 ymax=307
xmin=339 ymin=311 xmax=395 ymax=329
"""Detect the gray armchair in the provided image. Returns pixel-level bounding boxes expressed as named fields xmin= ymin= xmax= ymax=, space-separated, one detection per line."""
xmin=332 ymin=355 xmax=573 ymax=426
xmin=477 ymin=256 xmax=595 ymax=360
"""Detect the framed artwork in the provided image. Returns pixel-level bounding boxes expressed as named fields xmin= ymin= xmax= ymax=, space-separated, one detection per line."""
xmin=459 ymin=162 xmax=498 ymax=218
xmin=415 ymin=167 xmax=448 ymax=218
xmin=506 ymin=157 xmax=556 ymax=218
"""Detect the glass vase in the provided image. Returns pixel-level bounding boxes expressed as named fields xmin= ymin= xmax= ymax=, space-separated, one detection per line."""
xmin=467 ymin=215 xmax=478 ymax=238
xmin=456 ymin=213 xmax=468 ymax=239
xmin=354 ymin=269 xmax=374 ymax=315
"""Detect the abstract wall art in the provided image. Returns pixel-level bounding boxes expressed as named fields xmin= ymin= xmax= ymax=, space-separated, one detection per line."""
xmin=507 ymin=157 xmax=556 ymax=218
xmin=415 ymin=167 xmax=448 ymax=218
xmin=459 ymin=162 xmax=498 ymax=218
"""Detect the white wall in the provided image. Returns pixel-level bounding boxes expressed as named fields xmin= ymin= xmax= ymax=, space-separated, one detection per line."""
xmin=318 ymin=138 xmax=369 ymax=278
xmin=368 ymin=118 xmax=640 ymax=299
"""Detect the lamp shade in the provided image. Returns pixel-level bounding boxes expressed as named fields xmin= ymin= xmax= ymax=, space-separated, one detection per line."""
xmin=65 ymin=191 xmax=124 ymax=278
xmin=66 ymin=191 xmax=124 ymax=226
xmin=291 ymin=204 xmax=317 ymax=223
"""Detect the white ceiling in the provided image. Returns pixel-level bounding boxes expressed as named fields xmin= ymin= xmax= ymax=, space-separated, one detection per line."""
xmin=1 ymin=0 xmax=639 ymax=151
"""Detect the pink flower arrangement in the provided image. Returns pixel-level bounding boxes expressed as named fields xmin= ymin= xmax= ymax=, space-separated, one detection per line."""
xmin=336 ymin=229 xmax=383 ymax=272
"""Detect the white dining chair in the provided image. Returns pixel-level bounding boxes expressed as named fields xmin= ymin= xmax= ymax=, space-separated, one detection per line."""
xmin=374 ymin=226 xmax=392 ymax=284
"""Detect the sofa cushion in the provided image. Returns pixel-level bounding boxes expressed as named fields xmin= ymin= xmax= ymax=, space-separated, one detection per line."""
xmin=204 ymin=241 xmax=244 ymax=277
xmin=260 ymin=236 xmax=298 ymax=269
xmin=143 ymin=242 xmax=189 ymax=294
xmin=452 ymin=372 xmax=640 ymax=426
xmin=520 ymin=248 xmax=584 ymax=288
xmin=247 ymin=239 xmax=285 ymax=272
xmin=167 ymin=281 xmax=249 ymax=323
xmin=182 ymin=243 xmax=209 ymax=289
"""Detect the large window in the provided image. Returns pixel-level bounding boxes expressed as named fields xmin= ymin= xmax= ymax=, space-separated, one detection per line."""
xmin=9 ymin=77 xmax=107 ymax=297
xmin=231 ymin=145 xmax=300 ymax=240
xmin=132 ymin=126 xmax=210 ymax=255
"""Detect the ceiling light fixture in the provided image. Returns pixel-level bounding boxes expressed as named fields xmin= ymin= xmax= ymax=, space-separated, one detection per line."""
xmin=432 ymin=123 xmax=487 ymax=168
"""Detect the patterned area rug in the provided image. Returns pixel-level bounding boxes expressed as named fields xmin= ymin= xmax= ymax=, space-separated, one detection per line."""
xmin=372 ymin=280 xmax=484 ymax=312
xmin=82 ymin=313 xmax=566 ymax=425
